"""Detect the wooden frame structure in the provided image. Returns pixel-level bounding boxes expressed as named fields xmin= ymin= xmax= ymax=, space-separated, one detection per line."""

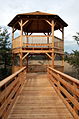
xmin=8 ymin=11 xmax=68 ymax=72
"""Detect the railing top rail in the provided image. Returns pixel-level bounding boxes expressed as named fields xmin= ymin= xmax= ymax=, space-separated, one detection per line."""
xmin=0 ymin=67 xmax=26 ymax=88
xmin=48 ymin=67 xmax=79 ymax=84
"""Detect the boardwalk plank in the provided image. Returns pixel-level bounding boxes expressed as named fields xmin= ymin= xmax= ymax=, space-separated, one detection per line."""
xmin=8 ymin=73 xmax=73 ymax=119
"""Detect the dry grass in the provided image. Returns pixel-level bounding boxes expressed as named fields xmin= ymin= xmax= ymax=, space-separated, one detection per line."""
xmin=28 ymin=60 xmax=78 ymax=79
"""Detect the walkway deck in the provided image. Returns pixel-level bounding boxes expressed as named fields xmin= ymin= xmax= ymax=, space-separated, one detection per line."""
xmin=8 ymin=73 xmax=73 ymax=119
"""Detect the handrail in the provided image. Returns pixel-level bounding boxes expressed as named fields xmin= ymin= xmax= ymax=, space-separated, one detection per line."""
xmin=0 ymin=67 xmax=26 ymax=87
xmin=48 ymin=67 xmax=79 ymax=119
xmin=0 ymin=67 xmax=26 ymax=119
xmin=49 ymin=67 xmax=79 ymax=84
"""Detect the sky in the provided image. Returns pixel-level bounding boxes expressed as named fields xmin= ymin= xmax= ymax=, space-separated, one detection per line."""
xmin=0 ymin=0 xmax=79 ymax=52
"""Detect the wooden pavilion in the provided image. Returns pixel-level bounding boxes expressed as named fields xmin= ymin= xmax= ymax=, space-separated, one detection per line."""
xmin=8 ymin=11 xmax=68 ymax=72
xmin=1 ymin=13 xmax=79 ymax=119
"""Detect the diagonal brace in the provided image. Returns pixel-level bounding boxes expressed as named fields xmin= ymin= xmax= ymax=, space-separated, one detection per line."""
xmin=46 ymin=53 xmax=52 ymax=59
xmin=22 ymin=53 xmax=29 ymax=60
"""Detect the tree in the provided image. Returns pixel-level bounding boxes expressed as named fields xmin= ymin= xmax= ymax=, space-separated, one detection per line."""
xmin=73 ymin=32 xmax=79 ymax=45
xmin=65 ymin=32 xmax=79 ymax=79
xmin=0 ymin=27 xmax=12 ymax=80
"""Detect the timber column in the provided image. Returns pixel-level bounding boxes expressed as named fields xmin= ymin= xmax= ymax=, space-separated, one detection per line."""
xmin=62 ymin=27 xmax=64 ymax=67
xmin=51 ymin=20 xmax=54 ymax=68
xmin=12 ymin=27 xmax=15 ymax=71
xmin=20 ymin=20 xmax=23 ymax=67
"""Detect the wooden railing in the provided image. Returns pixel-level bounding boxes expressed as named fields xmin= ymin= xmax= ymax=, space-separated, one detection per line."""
xmin=12 ymin=35 xmax=63 ymax=50
xmin=12 ymin=36 xmax=21 ymax=49
xmin=23 ymin=35 xmax=63 ymax=49
xmin=0 ymin=67 xmax=26 ymax=119
xmin=48 ymin=67 xmax=79 ymax=119
xmin=54 ymin=37 xmax=63 ymax=49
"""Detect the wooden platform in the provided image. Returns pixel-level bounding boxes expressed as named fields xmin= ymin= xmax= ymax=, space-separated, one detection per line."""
xmin=8 ymin=73 xmax=73 ymax=119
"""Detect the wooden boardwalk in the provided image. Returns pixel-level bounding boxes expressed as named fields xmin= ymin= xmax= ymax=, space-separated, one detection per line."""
xmin=8 ymin=73 xmax=73 ymax=119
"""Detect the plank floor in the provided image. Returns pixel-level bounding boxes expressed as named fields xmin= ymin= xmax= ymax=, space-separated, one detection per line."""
xmin=8 ymin=73 xmax=73 ymax=119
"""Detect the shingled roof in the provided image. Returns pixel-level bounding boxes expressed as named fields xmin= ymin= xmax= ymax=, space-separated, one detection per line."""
xmin=8 ymin=11 xmax=68 ymax=33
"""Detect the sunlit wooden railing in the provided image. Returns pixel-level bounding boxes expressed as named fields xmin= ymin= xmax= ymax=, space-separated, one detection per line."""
xmin=48 ymin=67 xmax=79 ymax=119
xmin=12 ymin=36 xmax=21 ymax=49
xmin=0 ymin=67 xmax=26 ymax=119
xmin=12 ymin=35 xmax=63 ymax=50
xmin=54 ymin=37 xmax=63 ymax=49
xmin=23 ymin=35 xmax=63 ymax=49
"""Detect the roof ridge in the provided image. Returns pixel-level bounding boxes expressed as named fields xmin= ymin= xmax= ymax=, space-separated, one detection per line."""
xmin=18 ymin=11 xmax=57 ymax=16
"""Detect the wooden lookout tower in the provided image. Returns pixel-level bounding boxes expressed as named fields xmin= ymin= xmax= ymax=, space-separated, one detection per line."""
xmin=1 ymin=12 xmax=79 ymax=119
xmin=8 ymin=11 xmax=68 ymax=73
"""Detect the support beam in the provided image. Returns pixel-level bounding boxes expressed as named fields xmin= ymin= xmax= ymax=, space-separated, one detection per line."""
xmin=20 ymin=20 xmax=23 ymax=48
xmin=18 ymin=21 xmax=21 ymax=26
xmin=46 ymin=53 xmax=52 ymax=59
xmin=47 ymin=33 xmax=49 ymax=44
xmin=12 ymin=27 xmax=14 ymax=40
xmin=26 ymin=56 xmax=28 ymax=72
xmin=19 ymin=20 xmax=23 ymax=67
xmin=22 ymin=53 xmax=29 ymax=60
xmin=22 ymin=20 xmax=29 ymax=27
xmin=20 ymin=53 xmax=23 ymax=67
xmin=62 ymin=27 xmax=64 ymax=67
xmin=51 ymin=20 xmax=54 ymax=68
xmin=45 ymin=20 xmax=52 ymax=26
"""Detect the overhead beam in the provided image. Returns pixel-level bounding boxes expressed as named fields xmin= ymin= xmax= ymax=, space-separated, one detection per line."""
xmin=22 ymin=53 xmax=29 ymax=60
xmin=46 ymin=53 xmax=52 ymax=59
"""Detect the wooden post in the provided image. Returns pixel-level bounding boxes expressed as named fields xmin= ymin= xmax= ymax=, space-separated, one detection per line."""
xmin=51 ymin=20 xmax=54 ymax=68
xmin=62 ymin=27 xmax=64 ymax=67
xmin=47 ymin=32 xmax=49 ymax=44
xmin=12 ymin=27 xmax=14 ymax=50
xmin=20 ymin=20 xmax=23 ymax=48
xmin=12 ymin=27 xmax=14 ymax=40
xmin=26 ymin=56 xmax=28 ymax=72
xmin=26 ymin=32 xmax=28 ymax=47
xmin=20 ymin=20 xmax=23 ymax=67
xmin=20 ymin=53 xmax=23 ymax=67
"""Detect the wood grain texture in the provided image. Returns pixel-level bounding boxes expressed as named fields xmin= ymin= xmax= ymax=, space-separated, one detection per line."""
xmin=48 ymin=67 xmax=79 ymax=119
xmin=8 ymin=73 xmax=73 ymax=119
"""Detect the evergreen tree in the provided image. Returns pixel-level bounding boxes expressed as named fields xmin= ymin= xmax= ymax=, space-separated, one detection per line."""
xmin=65 ymin=33 xmax=79 ymax=79
xmin=0 ymin=27 xmax=12 ymax=80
